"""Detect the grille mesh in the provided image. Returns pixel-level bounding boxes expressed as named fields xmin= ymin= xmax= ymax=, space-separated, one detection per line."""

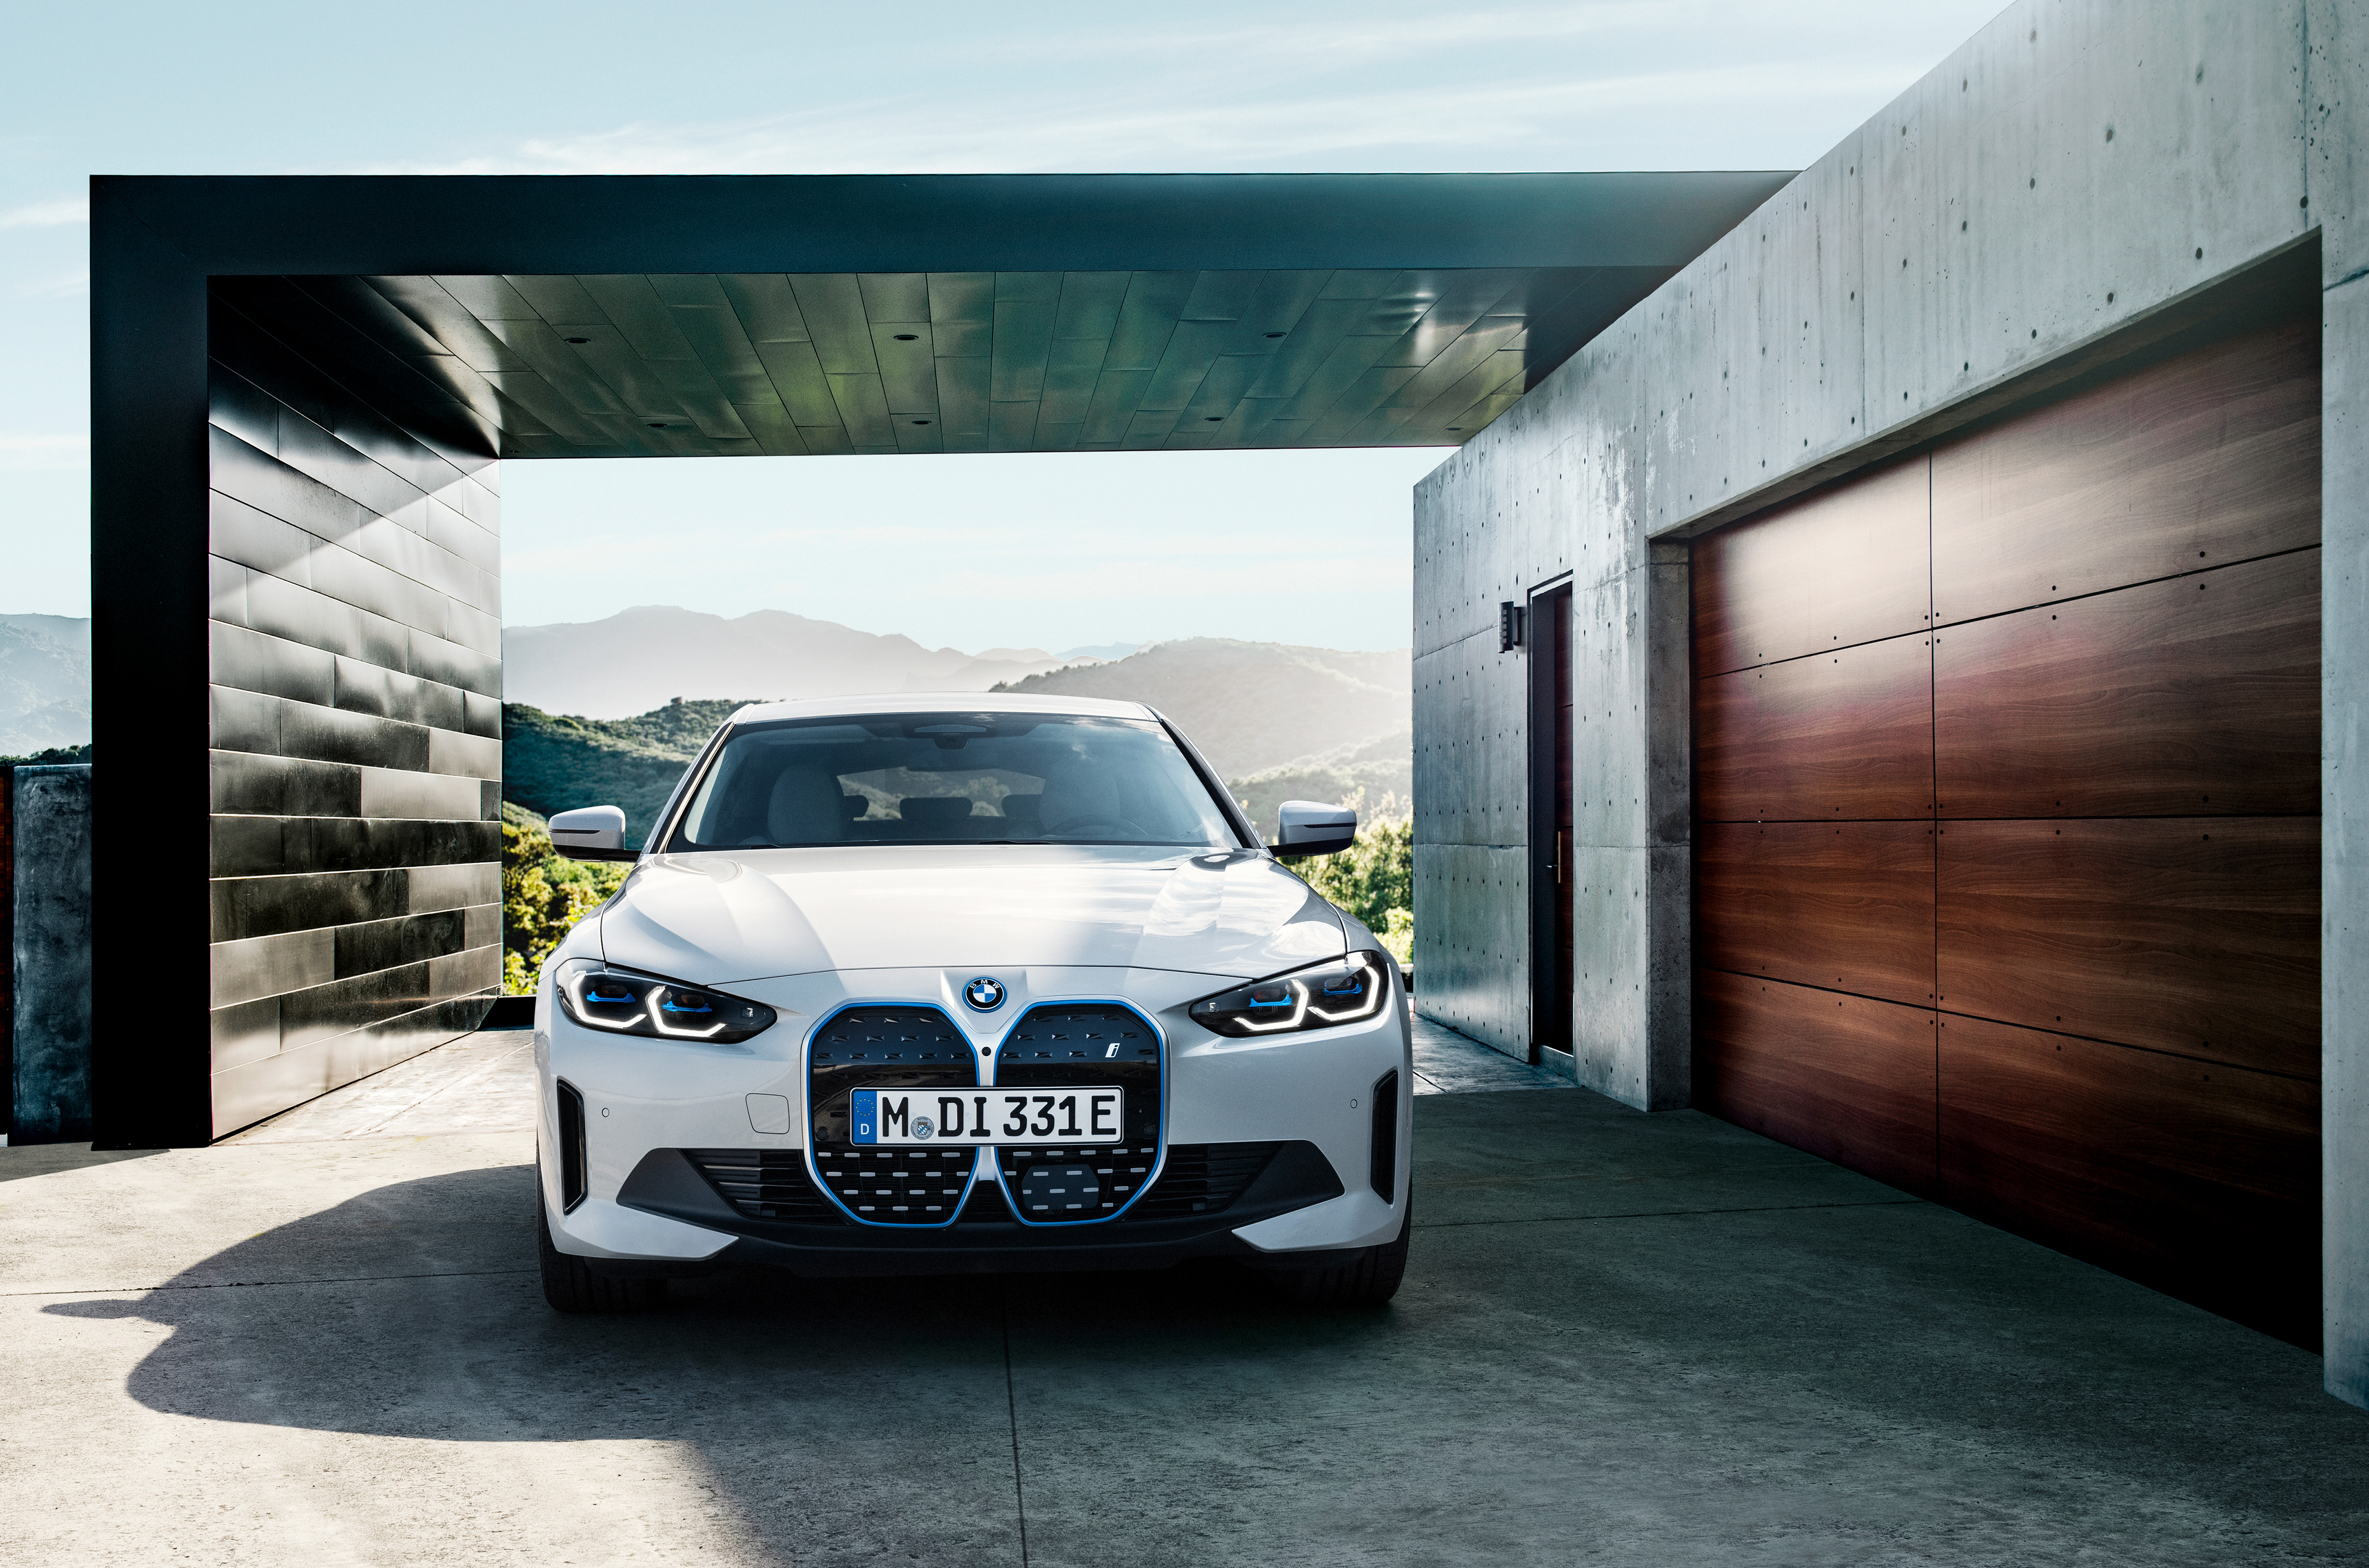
xmin=808 ymin=1004 xmax=979 ymax=1225
xmin=814 ymin=1146 xmax=979 ymax=1219
xmin=995 ymin=1143 xmax=1158 ymax=1218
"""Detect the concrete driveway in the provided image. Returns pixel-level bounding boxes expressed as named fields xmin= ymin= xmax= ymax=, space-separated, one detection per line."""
xmin=4 ymin=1026 xmax=2363 ymax=1567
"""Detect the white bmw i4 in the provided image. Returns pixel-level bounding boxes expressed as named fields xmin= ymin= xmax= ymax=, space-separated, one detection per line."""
xmin=532 ymin=693 xmax=1413 ymax=1313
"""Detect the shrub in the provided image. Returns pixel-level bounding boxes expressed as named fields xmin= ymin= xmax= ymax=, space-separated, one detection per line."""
xmin=501 ymin=806 xmax=628 ymax=996
xmin=1283 ymin=791 xmax=1413 ymax=959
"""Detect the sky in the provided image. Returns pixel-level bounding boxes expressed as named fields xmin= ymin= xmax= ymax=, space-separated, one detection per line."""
xmin=0 ymin=0 xmax=2005 ymax=652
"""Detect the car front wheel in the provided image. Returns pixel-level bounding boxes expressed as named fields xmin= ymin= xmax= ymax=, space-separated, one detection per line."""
xmin=537 ymin=1195 xmax=667 ymax=1314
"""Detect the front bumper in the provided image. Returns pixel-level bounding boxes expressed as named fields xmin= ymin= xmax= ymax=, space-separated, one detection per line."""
xmin=537 ymin=962 xmax=1411 ymax=1275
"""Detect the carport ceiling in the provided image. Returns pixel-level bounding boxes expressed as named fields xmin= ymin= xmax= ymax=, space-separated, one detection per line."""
xmin=132 ymin=173 xmax=1790 ymax=460
xmin=220 ymin=266 xmax=1674 ymax=458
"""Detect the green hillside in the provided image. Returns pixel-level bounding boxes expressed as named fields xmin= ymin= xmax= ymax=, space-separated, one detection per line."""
xmin=501 ymin=698 xmax=744 ymax=847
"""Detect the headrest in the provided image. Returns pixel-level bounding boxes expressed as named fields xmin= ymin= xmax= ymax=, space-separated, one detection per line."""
xmin=765 ymin=767 xmax=846 ymax=843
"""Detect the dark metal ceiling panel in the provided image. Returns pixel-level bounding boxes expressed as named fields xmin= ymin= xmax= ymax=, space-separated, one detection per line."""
xmin=145 ymin=172 xmax=1795 ymax=457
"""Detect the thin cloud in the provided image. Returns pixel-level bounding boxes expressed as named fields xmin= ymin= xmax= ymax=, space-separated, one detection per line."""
xmin=0 ymin=197 xmax=88 ymax=229
xmin=0 ymin=434 xmax=89 ymax=470
xmin=367 ymin=57 xmax=1917 ymax=178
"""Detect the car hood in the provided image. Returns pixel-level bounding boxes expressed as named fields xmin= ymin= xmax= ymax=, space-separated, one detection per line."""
xmin=596 ymin=844 xmax=1347 ymax=985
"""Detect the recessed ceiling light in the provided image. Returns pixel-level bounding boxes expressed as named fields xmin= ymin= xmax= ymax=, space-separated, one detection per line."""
xmin=1204 ymin=415 xmax=1223 ymax=422
xmin=893 ymin=333 xmax=919 ymax=341
xmin=1264 ymin=331 xmax=1285 ymax=339
xmin=911 ymin=419 xmax=931 ymax=425
xmin=647 ymin=422 xmax=667 ymax=429
xmin=564 ymin=336 xmax=590 ymax=344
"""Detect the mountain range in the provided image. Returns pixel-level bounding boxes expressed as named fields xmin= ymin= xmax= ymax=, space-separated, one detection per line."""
xmin=0 ymin=614 xmax=92 ymax=756
xmin=502 ymin=605 xmax=1123 ymax=719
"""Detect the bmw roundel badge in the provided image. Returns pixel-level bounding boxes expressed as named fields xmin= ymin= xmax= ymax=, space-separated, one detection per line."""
xmin=964 ymin=976 xmax=1007 ymax=1012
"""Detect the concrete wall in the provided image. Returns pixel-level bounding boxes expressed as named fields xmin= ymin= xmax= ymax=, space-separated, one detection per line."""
xmin=11 ymin=765 xmax=92 ymax=1144
xmin=1413 ymin=0 xmax=2369 ymax=1401
xmin=202 ymin=288 xmax=504 ymax=1138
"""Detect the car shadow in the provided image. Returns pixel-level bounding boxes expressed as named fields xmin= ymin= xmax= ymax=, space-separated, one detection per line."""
xmin=42 ymin=1162 xmax=1399 ymax=1563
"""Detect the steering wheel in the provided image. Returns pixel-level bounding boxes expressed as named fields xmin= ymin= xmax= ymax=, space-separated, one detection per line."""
xmin=1046 ymin=813 xmax=1152 ymax=839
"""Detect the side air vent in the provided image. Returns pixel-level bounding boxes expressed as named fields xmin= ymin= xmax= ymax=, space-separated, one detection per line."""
xmin=685 ymin=1149 xmax=843 ymax=1223
xmin=1128 ymin=1142 xmax=1282 ymax=1218
xmin=555 ymin=1079 xmax=588 ymax=1212
xmin=1370 ymin=1070 xmax=1399 ymax=1200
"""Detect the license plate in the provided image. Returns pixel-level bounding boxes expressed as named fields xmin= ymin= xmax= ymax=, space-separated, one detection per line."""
xmin=850 ymin=1086 xmax=1125 ymax=1145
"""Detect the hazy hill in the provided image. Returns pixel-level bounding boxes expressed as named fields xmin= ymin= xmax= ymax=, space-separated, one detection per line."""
xmin=0 ymin=614 xmax=92 ymax=755
xmin=993 ymin=638 xmax=1409 ymax=779
xmin=1228 ymin=728 xmax=1413 ymax=840
xmin=502 ymin=605 xmax=1092 ymax=719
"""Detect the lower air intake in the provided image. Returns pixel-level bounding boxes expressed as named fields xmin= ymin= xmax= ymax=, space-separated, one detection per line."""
xmin=684 ymin=1149 xmax=840 ymax=1223
xmin=1127 ymin=1143 xmax=1283 ymax=1218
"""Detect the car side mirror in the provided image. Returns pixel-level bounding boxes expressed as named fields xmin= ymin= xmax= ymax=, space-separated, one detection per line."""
xmin=1270 ymin=800 xmax=1357 ymax=858
xmin=549 ymin=805 xmax=638 ymax=862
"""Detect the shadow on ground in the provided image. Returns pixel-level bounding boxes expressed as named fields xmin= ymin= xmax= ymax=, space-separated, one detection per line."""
xmin=46 ymin=1091 xmax=2369 ymax=1568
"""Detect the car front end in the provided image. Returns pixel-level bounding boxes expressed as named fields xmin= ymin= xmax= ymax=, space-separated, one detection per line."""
xmin=532 ymin=697 xmax=1413 ymax=1310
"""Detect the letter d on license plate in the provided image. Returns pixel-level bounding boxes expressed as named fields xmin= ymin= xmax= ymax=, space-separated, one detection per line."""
xmin=851 ymin=1086 xmax=1125 ymax=1145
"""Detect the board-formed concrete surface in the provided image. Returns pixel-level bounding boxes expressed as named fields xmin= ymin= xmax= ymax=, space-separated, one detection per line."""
xmin=5 ymin=1066 xmax=2365 ymax=1564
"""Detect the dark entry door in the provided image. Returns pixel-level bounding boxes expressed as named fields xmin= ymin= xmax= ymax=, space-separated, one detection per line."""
xmin=1530 ymin=583 xmax=1574 ymax=1060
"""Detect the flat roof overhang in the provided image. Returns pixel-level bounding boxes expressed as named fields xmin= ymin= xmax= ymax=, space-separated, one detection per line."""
xmin=95 ymin=172 xmax=1794 ymax=460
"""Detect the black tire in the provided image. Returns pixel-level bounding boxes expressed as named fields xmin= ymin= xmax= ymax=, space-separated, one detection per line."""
xmin=1268 ymin=1192 xmax=1412 ymax=1308
xmin=537 ymin=1195 xmax=667 ymax=1314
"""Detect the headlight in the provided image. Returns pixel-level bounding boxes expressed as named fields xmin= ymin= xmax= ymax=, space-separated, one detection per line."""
xmin=552 ymin=958 xmax=777 ymax=1044
xmin=1188 ymin=951 xmax=1392 ymax=1037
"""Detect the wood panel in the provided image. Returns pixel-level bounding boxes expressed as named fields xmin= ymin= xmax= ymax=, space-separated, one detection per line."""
xmin=1693 ymin=631 xmax=1933 ymax=822
xmin=1938 ymin=1013 xmax=2320 ymax=1347
xmin=1692 ymin=456 xmax=1930 ymax=675
xmin=1694 ymin=971 xmax=1937 ymax=1197
xmin=1931 ymin=317 xmax=2320 ymax=625
xmin=1936 ymin=817 xmax=2319 ymax=1077
xmin=1694 ymin=820 xmax=1935 ymax=1007
xmin=1934 ymin=550 xmax=2320 ymax=819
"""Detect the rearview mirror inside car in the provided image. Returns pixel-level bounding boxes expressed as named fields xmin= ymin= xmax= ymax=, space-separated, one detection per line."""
xmin=549 ymin=805 xmax=638 ymax=862
xmin=1270 ymin=799 xmax=1357 ymax=858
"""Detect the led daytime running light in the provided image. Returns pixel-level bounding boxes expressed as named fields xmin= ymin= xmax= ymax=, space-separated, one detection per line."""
xmin=1188 ymin=951 xmax=1390 ymax=1038
xmin=553 ymin=959 xmax=776 ymax=1045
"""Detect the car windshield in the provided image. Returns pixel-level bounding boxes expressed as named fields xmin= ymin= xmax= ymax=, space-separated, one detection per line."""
xmin=665 ymin=711 xmax=1243 ymax=851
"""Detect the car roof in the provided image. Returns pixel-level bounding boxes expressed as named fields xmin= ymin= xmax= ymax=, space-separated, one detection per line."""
xmin=727 ymin=691 xmax=1158 ymax=725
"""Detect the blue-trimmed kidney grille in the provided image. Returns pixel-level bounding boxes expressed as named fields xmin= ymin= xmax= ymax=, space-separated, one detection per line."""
xmin=808 ymin=1006 xmax=979 ymax=1226
xmin=992 ymin=1003 xmax=1162 ymax=1221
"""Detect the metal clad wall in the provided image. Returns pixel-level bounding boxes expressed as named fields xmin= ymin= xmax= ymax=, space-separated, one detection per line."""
xmin=203 ymin=288 xmax=502 ymax=1137
xmin=1691 ymin=316 xmax=2322 ymax=1347
xmin=11 ymin=765 xmax=93 ymax=1143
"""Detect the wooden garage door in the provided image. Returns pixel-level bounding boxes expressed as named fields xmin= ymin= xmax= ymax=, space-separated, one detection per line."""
xmin=1690 ymin=315 xmax=2322 ymax=1346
